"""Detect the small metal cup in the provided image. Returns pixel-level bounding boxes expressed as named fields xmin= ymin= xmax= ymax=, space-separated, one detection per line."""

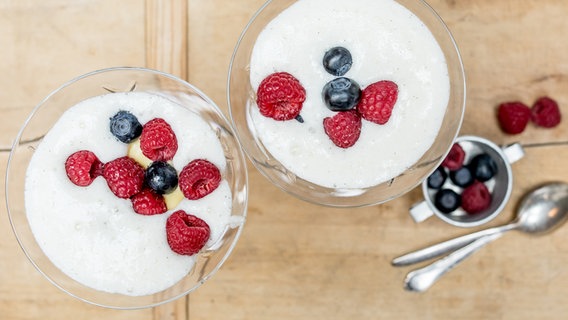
xmin=410 ymin=135 xmax=524 ymax=227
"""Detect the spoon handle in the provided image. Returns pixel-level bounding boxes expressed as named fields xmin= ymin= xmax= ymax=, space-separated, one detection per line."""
xmin=392 ymin=223 xmax=516 ymax=266
xmin=403 ymin=233 xmax=503 ymax=292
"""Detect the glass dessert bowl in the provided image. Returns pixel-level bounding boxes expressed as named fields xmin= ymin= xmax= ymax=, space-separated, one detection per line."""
xmin=5 ymin=67 xmax=248 ymax=309
xmin=228 ymin=0 xmax=466 ymax=207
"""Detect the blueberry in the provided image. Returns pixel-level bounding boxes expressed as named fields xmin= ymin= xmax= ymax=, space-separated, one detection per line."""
xmin=427 ymin=167 xmax=447 ymax=189
xmin=145 ymin=161 xmax=178 ymax=194
xmin=434 ymin=189 xmax=461 ymax=214
xmin=470 ymin=153 xmax=498 ymax=182
xmin=323 ymin=46 xmax=353 ymax=76
xmin=322 ymin=77 xmax=361 ymax=111
xmin=110 ymin=110 xmax=143 ymax=143
xmin=449 ymin=166 xmax=474 ymax=188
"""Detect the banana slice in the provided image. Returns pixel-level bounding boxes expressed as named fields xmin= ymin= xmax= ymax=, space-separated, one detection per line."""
xmin=164 ymin=186 xmax=184 ymax=210
xmin=127 ymin=138 xmax=152 ymax=168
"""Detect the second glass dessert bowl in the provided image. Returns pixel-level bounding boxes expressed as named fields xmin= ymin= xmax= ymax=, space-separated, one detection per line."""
xmin=228 ymin=0 xmax=466 ymax=207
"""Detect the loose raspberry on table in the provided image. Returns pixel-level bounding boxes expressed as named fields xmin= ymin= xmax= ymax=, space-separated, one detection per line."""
xmin=356 ymin=80 xmax=398 ymax=125
xmin=166 ymin=210 xmax=210 ymax=255
xmin=323 ymin=110 xmax=362 ymax=148
xmin=256 ymin=72 xmax=306 ymax=121
xmin=461 ymin=181 xmax=492 ymax=214
xmin=497 ymin=101 xmax=531 ymax=134
xmin=531 ymin=96 xmax=561 ymax=128
xmin=65 ymin=150 xmax=104 ymax=187
xmin=179 ymin=159 xmax=221 ymax=200
xmin=441 ymin=143 xmax=466 ymax=171
xmin=131 ymin=188 xmax=167 ymax=215
xmin=140 ymin=118 xmax=178 ymax=162
xmin=102 ymin=156 xmax=145 ymax=199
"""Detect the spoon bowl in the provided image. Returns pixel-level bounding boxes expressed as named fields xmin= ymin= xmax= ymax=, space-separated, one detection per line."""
xmin=515 ymin=183 xmax=568 ymax=234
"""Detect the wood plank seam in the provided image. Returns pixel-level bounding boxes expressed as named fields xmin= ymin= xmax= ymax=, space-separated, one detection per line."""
xmin=145 ymin=0 xmax=189 ymax=80
xmin=145 ymin=0 xmax=190 ymax=319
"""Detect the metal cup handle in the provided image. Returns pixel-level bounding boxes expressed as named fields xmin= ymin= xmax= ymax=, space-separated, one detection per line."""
xmin=410 ymin=201 xmax=434 ymax=223
xmin=502 ymin=142 xmax=524 ymax=164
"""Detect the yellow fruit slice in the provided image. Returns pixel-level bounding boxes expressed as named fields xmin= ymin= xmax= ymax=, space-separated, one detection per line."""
xmin=127 ymin=138 xmax=152 ymax=168
xmin=164 ymin=186 xmax=184 ymax=210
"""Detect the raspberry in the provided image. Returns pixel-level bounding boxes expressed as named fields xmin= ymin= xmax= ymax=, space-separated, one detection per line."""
xmin=461 ymin=181 xmax=492 ymax=214
xmin=531 ymin=96 xmax=561 ymax=128
xmin=166 ymin=210 xmax=210 ymax=255
xmin=356 ymin=80 xmax=398 ymax=124
xmin=102 ymin=156 xmax=145 ymax=199
xmin=179 ymin=159 xmax=221 ymax=200
xmin=441 ymin=143 xmax=466 ymax=171
xmin=65 ymin=150 xmax=104 ymax=187
xmin=131 ymin=188 xmax=167 ymax=215
xmin=323 ymin=110 xmax=362 ymax=148
xmin=256 ymin=72 xmax=306 ymax=121
xmin=497 ymin=101 xmax=531 ymax=134
xmin=139 ymin=118 xmax=178 ymax=161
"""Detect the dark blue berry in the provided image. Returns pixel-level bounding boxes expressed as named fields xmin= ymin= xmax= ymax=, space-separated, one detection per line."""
xmin=322 ymin=77 xmax=361 ymax=111
xmin=323 ymin=46 xmax=353 ymax=76
xmin=449 ymin=166 xmax=474 ymax=188
xmin=427 ymin=167 xmax=447 ymax=189
xmin=110 ymin=110 xmax=143 ymax=143
xmin=470 ymin=153 xmax=498 ymax=182
xmin=434 ymin=189 xmax=461 ymax=214
xmin=145 ymin=161 xmax=178 ymax=194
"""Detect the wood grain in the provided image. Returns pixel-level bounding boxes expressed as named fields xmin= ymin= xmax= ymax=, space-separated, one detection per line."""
xmin=0 ymin=1 xmax=150 ymax=319
xmin=145 ymin=0 xmax=188 ymax=79
xmin=1 ymin=1 xmax=568 ymax=319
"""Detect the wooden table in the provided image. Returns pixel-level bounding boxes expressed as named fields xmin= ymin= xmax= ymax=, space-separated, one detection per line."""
xmin=1 ymin=1 xmax=567 ymax=319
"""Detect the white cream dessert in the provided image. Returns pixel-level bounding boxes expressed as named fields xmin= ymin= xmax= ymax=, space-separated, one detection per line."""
xmin=25 ymin=92 xmax=232 ymax=296
xmin=249 ymin=0 xmax=451 ymax=189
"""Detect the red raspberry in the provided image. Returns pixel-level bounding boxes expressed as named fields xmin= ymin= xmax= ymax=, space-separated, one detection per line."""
xmin=131 ymin=189 xmax=167 ymax=215
xmin=323 ymin=110 xmax=362 ymax=148
xmin=497 ymin=101 xmax=531 ymax=134
xmin=102 ymin=156 xmax=145 ymax=199
xmin=166 ymin=210 xmax=210 ymax=255
xmin=531 ymin=96 xmax=561 ymax=128
xmin=441 ymin=143 xmax=466 ymax=171
xmin=65 ymin=150 xmax=104 ymax=187
xmin=256 ymin=72 xmax=306 ymax=121
xmin=140 ymin=118 xmax=178 ymax=161
xmin=179 ymin=159 xmax=221 ymax=200
xmin=461 ymin=181 xmax=492 ymax=214
xmin=356 ymin=80 xmax=398 ymax=124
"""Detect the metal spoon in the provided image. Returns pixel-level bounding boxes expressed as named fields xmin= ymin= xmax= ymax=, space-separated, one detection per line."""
xmin=393 ymin=182 xmax=568 ymax=267
xmin=400 ymin=182 xmax=568 ymax=292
